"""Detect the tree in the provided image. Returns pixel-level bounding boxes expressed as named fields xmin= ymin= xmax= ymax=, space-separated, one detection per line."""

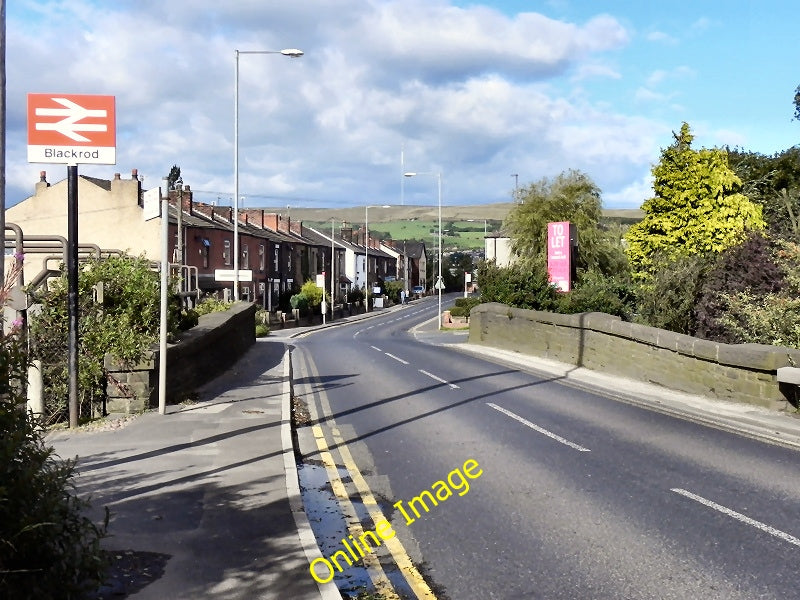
xmin=794 ymin=84 xmax=800 ymax=121
xmin=167 ymin=164 xmax=182 ymax=190
xmin=727 ymin=147 xmax=800 ymax=241
xmin=625 ymin=123 xmax=765 ymax=280
xmin=504 ymin=169 xmax=625 ymax=276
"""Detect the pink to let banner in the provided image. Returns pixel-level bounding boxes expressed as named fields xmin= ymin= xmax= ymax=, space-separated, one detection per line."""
xmin=547 ymin=221 xmax=571 ymax=292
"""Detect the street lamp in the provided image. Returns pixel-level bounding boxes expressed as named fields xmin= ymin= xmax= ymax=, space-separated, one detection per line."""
xmin=364 ymin=204 xmax=390 ymax=311
xmin=404 ymin=171 xmax=442 ymax=327
xmin=234 ymin=48 xmax=303 ymax=301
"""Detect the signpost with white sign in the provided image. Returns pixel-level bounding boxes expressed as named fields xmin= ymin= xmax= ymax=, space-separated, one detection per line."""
xmin=27 ymin=93 xmax=117 ymax=428
xmin=215 ymin=269 xmax=253 ymax=282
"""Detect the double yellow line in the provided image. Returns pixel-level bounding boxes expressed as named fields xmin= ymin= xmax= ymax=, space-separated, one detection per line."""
xmin=295 ymin=348 xmax=437 ymax=599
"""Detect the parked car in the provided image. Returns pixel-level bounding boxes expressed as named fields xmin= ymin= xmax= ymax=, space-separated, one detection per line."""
xmin=411 ymin=285 xmax=425 ymax=299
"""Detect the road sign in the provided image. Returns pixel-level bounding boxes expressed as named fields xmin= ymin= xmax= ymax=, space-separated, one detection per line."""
xmin=215 ymin=269 xmax=253 ymax=282
xmin=27 ymin=93 xmax=116 ymax=164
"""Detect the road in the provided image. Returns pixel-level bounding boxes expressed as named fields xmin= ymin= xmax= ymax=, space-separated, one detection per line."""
xmin=292 ymin=297 xmax=800 ymax=599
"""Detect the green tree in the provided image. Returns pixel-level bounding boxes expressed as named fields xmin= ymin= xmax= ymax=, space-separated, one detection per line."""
xmin=794 ymin=84 xmax=800 ymax=121
xmin=625 ymin=122 xmax=766 ymax=280
xmin=727 ymin=147 xmax=800 ymax=241
xmin=504 ymin=169 xmax=626 ymax=276
xmin=28 ymin=254 xmax=180 ymax=423
xmin=167 ymin=164 xmax=182 ymax=190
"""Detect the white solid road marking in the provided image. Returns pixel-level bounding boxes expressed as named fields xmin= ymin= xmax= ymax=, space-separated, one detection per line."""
xmin=385 ymin=353 xmax=409 ymax=365
xmin=371 ymin=345 xmax=382 ymax=352
xmin=487 ymin=403 xmax=591 ymax=452
xmin=419 ymin=369 xmax=459 ymax=389
xmin=671 ymin=488 xmax=800 ymax=548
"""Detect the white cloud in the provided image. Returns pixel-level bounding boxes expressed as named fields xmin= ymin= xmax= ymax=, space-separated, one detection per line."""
xmin=572 ymin=62 xmax=622 ymax=81
xmin=646 ymin=31 xmax=678 ymax=44
xmin=603 ymin=172 xmax=654 ymax=209
xmin=3 ymin=0 xmax=661 ymax=213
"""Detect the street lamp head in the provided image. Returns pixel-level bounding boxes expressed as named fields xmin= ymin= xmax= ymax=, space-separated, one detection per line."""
xmin=403 ymin=172 xmax=417 ymax=177
xmin=281 ymin=48 xmax=304 ymax=57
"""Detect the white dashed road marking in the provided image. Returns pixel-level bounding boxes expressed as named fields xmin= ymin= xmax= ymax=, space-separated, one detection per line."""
xmin=487 ymin=403 xmax=591 ymax=452
xmin=671 ymin=488 xmax=800 ymax=548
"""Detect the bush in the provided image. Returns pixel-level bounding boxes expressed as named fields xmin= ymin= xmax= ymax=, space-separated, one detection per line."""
xmin=300 ymin=279 xmax=327 ymax=310
xmin=0 ymin=326 xmax=108 ymax=599
xmin=178 ymin=308 xmax=199 ymax=330
xmin=384 ymin=280 xmax=404 ymax=304
xmin=556 ymin=272 xmax=636 ymax=319
xmin=28 ymin=255 xmax=173 ymax=424
xmin=290 ymin=293 xmax=309 ymax=314
xmin=693 ymin=234 xmax=784 ymax=341
xmin=347 ymin=288 xmax=364 ymax=304
xmin=255 ymin=323 xmax=269 ymax=338
xmin=635 ymin=252 xmax=714 ymax=334
xmin=450 ymin=296 xmax=482 ymax=318
xmin=477 ymin=260 xmax=558 ymax=311
xmin=717 ymin=292 xmax=800 ymax=347
xmin=194 ymin=297 xmax=232 ymax=316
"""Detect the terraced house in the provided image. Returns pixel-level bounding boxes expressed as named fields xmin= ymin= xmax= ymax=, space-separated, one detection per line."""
xmin=5 ymin=169 xmax=414 ymax=311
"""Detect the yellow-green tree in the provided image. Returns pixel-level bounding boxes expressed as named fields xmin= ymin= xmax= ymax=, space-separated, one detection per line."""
xmin=504 ymin=169 xmax=627 ymax=276
xmin=625 ymin=123 xmax=765 ymax=279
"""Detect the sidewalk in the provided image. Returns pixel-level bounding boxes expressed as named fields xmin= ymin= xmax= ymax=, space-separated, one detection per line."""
xmin=48 ymin=338 xmax=340 ymax=600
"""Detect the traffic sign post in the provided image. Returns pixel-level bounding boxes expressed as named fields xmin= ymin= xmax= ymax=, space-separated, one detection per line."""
xmin=27 ymin=93 xmax=117 ymax=428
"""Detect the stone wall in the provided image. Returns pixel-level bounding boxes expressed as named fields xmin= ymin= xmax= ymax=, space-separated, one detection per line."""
xmin=469 ymin=303 xmax=800 ymax=410
xmin=105 ymin=301 xmax=256 ymax=413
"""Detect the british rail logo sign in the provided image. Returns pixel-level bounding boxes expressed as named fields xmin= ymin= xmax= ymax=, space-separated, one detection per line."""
xmin=27 ymin=93 xmax=116 ymax=165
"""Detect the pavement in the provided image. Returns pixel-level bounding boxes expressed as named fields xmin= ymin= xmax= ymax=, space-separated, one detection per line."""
xmin=47 ymin=301 xmax=800 ymax=600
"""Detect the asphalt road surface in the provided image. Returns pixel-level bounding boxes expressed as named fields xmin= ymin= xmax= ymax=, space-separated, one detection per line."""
xmin=292 ymin=297 xmax=800 ymax=599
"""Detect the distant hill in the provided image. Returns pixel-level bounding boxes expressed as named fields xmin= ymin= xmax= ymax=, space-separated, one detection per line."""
xmin=259 ymin=203 xmax=644 ymax=225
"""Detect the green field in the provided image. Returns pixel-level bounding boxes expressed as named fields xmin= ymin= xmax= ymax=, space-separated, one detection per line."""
xmin=306 ymin=219 xmax=500 ymax=251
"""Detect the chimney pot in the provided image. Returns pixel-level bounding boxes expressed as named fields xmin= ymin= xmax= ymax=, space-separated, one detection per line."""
xmin=131 ymin=168 xmax=138 ymax=180
xmin=114 ymin=173 xmax=121 ymax=180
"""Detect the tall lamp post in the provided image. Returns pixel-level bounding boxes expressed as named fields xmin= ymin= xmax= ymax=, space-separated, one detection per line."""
xmin=234 ymin=48 xmax=303 ymax=301
xmin=404 ymin=172 xmax=442 ymax=327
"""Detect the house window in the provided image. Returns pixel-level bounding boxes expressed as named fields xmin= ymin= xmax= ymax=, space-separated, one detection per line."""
xmin=273 ymin=247 xmax=279 ymax=271
xmin=242 ymin=244 xmax=249 ymax=269
xmin=223 ymin=240 xmax=231 ymax=266
xmin=259 ymin=244 xmax=265 ymax=272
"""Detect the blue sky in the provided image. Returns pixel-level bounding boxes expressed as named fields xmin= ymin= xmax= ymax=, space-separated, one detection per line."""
xmin=4 ymin=0 xmax=799 ymax=210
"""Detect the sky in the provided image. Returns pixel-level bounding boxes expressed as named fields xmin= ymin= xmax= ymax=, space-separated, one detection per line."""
xmin=4 ymin=0 xmax=799 ymax=211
